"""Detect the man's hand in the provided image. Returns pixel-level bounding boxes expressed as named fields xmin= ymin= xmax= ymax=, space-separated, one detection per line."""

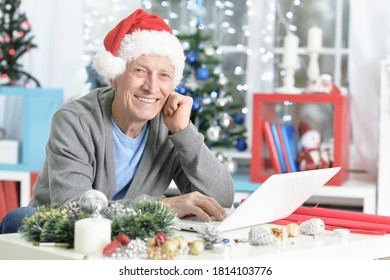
xmin=160 ymin=191 xmax=227 ymax=222
xmin=162 ymin=92 xmax=193 ymax=133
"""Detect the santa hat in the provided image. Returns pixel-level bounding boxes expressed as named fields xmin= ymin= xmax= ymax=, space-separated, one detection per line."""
xmin=298 ymin=121 xmax=311 ymax=137
xmin=93 ymin=9 xmax=185 ymax=87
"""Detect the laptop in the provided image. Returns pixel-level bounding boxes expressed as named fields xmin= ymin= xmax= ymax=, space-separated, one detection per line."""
xmin=174 ymin=167 xmax=341 ymax=232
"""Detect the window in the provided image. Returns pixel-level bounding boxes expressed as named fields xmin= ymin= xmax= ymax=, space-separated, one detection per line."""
xmin=83 ymin=0 xmax=350 ymax=151
xmin=274 ymin=0 xmax=350 ymax=89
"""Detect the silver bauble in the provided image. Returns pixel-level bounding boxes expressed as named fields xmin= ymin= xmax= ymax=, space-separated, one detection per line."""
xmin=206 ymin=125 xmax=222 ymax=142
xmin=79 ymin=189 xmax=108 ymax=215
xmin=218 ymin=113 xmax=233 ymax=128
xmin=202 ymin=97 xmax=212 ymax=105
xmin=219 ymin=73 xmax=228 ymax=85
xmin=215 ymin=151 xmax=225 ymax=162
xmin=224 ymin=158 xmax=238 ymax=174
xmin=204 ymin=47 xmax=215 ymax=56
xmin=216 ymin=96 xmax=233 ymax=108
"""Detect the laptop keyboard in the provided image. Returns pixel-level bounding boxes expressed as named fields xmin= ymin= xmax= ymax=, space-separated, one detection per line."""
xmin=173 ymin=208 xmax=233 ymax=232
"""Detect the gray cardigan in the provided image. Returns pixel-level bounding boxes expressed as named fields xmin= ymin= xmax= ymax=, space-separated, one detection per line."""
xmin=29 ymin=87 xmax=234 ymax=208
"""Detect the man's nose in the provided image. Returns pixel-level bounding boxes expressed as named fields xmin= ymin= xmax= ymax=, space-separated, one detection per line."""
xmin=143 ymin=74 xmax=159 ymax=93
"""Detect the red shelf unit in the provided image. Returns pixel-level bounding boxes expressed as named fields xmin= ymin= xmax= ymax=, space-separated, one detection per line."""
xmin=250 ymin=93 xmax=350 ymax=186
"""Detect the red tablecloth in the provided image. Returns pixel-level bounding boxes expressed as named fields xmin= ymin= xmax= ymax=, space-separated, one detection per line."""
xmin=272 ymin=206 xmax=390 ymax=235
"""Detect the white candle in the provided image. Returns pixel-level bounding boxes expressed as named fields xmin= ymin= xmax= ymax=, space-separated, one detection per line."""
xmin=282 ymin=33 xmax=299 ymax=68
xmin=308 ymin=26 xmax=323 ymax=52
xmin=74 ymin=217 xmax=111 ymax=256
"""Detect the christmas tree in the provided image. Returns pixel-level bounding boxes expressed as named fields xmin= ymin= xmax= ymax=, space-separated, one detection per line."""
xmin=0 ymin=0 xmax=40 ymax=87
xmin=177 ymin=28 xmax=247 ymax=151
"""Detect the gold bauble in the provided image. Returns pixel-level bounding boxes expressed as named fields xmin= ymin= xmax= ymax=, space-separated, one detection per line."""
xmin=173 ymin=236 xmax=187 ymax=249
xmin=286 ymin=223 xmax=300 ymax=237
xmin=161 ymin=240 xmax=179 ymax=260
xmin=189 ymin=240 xmax=205 ymax=255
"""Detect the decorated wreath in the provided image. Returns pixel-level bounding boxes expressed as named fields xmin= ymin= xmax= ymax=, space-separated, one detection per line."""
xmin=19 ymin=190 xmax=177 ymax=247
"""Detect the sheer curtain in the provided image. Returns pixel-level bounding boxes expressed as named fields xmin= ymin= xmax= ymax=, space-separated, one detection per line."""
xmin=20 ymin=0 xmax=85 ymax=102
xmin=349 ymin=0 xmax=390 ymax=180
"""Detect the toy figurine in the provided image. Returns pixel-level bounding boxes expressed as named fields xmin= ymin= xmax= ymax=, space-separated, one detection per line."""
xmin=304 ymin=74 xmax=341 ymax=95
xmin=297 ymin=121 xmax=331 ymax=171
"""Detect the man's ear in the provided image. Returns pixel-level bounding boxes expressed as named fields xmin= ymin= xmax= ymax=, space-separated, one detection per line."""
xmin=110 ymin=79 xmax=117 ymax=89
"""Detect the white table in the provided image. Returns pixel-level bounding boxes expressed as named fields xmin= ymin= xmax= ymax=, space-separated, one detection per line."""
xmin=1 ymin=224 xmax=390 ymax=260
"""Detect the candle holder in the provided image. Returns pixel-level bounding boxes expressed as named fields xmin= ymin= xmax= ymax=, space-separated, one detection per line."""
xmin=304 ymin=50 xmax=323 ymax=93
xmin=275 ymin=63 xmax=302 ymax=94
xmin=307 ymin=51 xmax=320 ymax=81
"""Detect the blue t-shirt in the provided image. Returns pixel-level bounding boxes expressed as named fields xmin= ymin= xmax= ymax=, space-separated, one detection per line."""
xmin=111 ymin=118 xmax=149 ymax=200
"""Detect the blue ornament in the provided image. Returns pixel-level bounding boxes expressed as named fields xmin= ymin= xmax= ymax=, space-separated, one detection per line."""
xmin=186 ymin=53 xmax=197 ymax=65
xmin=234 ymin=114 xmax=245 ymax=125
xmin=196 ymin=67 xmax=210 ymax=80
xmin=235 ymin=139 xmax=247 ymax=151
xmin=192 ymin=100 xmax=201 ymax=111
xmin=176 ymin=84 xmax=187 ymax=95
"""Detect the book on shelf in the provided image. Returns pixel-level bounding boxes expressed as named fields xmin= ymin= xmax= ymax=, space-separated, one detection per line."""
xmin=279 ymin=123 xmax=299 ymax=172
xmin=262 ymin=121 xmax=282 ymax=173
xmin=0 ymin=181 xmax=20 ymax=220
xmin=276 ymin=123 xmax=292 ymax=173
xmin=270 ymin=123 xmax=288 ymax=173
xmin=0 ymin=182 xmax=7 ymax=220
xmin=3 ymin=181 xmax=19 ymax=211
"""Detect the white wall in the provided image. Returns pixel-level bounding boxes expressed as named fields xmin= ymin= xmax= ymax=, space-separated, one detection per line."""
xmin=19 ymin=1 xmax=142 ymax=102
xmin=20 ymin=0 xmax=85 ymax=101
xmin=349 ymin=0 xmax=390 ymax=180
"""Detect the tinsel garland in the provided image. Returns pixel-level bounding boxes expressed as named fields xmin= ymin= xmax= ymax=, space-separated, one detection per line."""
xmin=19 ymin=200 xmax=177 ymax=247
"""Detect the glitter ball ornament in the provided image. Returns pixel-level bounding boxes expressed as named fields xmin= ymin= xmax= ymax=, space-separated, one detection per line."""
xmin=198 ymin=222 xmax=223 ymax=249
xmin=126 ymin=238 xmax=147 ymax=258
xmin=300 ymin=218 xmax=325 ymax=236
xmin=78 ymin=189 xmax=108 ymax=215
xmin=248 ymin=227 xmax=277 ymax=246
xmin=189 ymin=240 xmax=205 ymax=255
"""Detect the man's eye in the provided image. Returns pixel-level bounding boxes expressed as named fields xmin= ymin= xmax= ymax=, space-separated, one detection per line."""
xmin=161 ymin=73 xmax=172 ymax=79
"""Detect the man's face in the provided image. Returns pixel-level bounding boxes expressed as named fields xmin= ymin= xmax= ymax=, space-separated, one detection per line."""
xmin=111 ymin=55 xmax=175 ymax=123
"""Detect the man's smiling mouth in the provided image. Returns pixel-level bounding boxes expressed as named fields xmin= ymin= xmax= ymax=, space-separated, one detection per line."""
xmin=137 ymin=96 xmax=158 ymax=104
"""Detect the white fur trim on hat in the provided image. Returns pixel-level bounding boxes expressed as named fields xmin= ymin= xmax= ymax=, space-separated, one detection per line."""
xmin=93 ymin=29 xmax=185 ymax=86
xmin=92 ymin=51 xmax=126 ymax=81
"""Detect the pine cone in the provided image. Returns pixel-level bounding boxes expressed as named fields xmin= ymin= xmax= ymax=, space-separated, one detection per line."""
xmin=248 ymin=227 xmax=277 ymax=246
xmin=198 ymin=222 xmax=222 ymax=249
xmin=300 ymin=218 xmax=325 ymax=236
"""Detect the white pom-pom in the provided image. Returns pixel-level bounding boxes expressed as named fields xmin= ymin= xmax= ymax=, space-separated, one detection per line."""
xmin=92 ymin=51 xmax=126 ymax=81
